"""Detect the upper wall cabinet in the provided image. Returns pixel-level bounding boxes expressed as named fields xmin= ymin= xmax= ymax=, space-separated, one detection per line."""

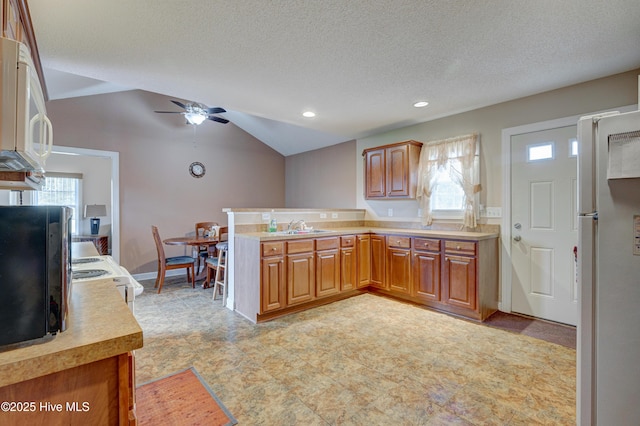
xmin=362 ymin=140 xmax=423 ymax=199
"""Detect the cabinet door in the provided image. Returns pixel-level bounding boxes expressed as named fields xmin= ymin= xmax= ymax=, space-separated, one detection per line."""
xmin=261 ymin=256 xmax=285 ymax=313
xmin=386 ymin=144 xmax=410 ymax=197
xmin=357 ymin=234 xmax=371 ymax=288
xmin=340 ymin=247 xmax=356 ymax=291
xmin=387 ymin=248 xmax=411 ymax=294
xmin=364 ymin=148 xmax=386 ymax=198
xmin=370 ymin=235 xmax=386 ymax=289
xmin=412 ymin=251 xmax=441 ymax=302
xmin=287 ymin=253 xmax=315 ymax=305
xmin=316 ymin=249 xmax=340 ymax=297
xmin=442 ymin=255 xmax=477 ymax=311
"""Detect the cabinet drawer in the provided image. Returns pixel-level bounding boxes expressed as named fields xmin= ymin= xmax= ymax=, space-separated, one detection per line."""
xmin=286 ymin=239 xmax=314 ymax=254
xmin=444 ymin=240 xmax=476 ymax=256
xmin=413 ymin=238 xmax=440 ymax=252
xmin=387 ymin=236 xmax=411 ymax=248
xmin=262 ymin=242 xmax=284 ymax=257
xmin=315 ymin=236 xmax=339 ymax=251
xmin=340 ymin=235 xmax=355 ymax=247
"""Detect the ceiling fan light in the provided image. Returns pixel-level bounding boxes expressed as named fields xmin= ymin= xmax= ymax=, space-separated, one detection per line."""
xmin=185 ymin=112 xmax=206 ymax=125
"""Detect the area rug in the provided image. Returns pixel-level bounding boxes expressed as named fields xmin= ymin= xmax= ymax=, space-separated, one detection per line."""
xmin=136 ymin=367 xmax=237 ymax=426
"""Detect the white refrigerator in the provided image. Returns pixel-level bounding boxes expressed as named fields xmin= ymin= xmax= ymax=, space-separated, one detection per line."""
xmin=577 ymin=109 xmax=640 ymax=425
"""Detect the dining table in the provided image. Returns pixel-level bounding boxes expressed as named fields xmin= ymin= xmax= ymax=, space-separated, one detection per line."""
xmin=163 ymin=235 xmax=220 ymax=286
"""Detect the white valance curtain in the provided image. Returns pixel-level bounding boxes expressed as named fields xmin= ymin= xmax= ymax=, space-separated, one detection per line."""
xmin=416 ymin=133 xmax=480 ymax=228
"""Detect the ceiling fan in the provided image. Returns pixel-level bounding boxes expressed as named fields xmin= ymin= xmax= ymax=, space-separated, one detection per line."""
xmin=154 ymin=100 xmax=229 ymax=125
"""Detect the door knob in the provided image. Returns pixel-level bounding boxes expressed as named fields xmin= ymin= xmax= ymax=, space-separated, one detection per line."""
xmin=513 ymin=235 xmax=521 ymax=242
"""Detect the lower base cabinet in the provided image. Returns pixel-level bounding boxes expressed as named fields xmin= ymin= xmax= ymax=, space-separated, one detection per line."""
xmin=374 ymin=234 xmax=498 ymax=321
xmin=0 ymin=352 xmax=136 ymax=425
xmin=412 ymin=238 xmax=441 ymax=303
xmin=340 ymin=239 xmax=356 ymax=291
xmin=235 ymin=232 xmax=498 ymax=323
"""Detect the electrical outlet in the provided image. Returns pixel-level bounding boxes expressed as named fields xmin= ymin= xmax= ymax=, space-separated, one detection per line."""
xmin=485 ymin=207 xmax=502 ymax=218
xmin=388 ymin=208 xmax=393 ymax=217
xmin=261 ymin=212 xmax=271 ymax=221
xmin=331 ymin=213 xmax=338 ymax=219
xmin=320 ymin=213 xmax=327 ymax=219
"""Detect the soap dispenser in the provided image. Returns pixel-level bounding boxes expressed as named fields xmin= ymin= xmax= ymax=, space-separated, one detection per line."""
xmin=269 ymin=217 xmax=277 ymax=232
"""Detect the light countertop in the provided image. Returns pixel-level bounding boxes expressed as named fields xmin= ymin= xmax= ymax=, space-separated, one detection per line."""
xmin=237 ymin=226 xmax=499 ymax=241
xmin=0 ymin=280 xmax=143 ymax=388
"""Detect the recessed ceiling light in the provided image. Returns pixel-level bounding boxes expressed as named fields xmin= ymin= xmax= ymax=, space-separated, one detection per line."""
xmin=413 ymin=101 xmax=429 ymax=108
xmin=302 ymin=111 xmax=316 ymax=118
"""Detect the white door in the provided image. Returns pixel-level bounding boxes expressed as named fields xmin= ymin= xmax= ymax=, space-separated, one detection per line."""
xmin=510 ymin=125 xmax=578 ymax=325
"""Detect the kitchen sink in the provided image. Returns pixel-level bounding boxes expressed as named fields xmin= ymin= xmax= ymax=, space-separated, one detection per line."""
xmin=265 ymin=229 xmax=334 ymax=236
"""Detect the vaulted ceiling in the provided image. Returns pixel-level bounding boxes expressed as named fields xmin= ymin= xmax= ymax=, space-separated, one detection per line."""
xmin=29 ymin=0 xmax=640 ymax=156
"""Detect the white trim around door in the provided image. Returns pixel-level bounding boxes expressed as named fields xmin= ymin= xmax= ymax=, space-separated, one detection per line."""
xmin=52 ymin=146 xmax=121 ymax=263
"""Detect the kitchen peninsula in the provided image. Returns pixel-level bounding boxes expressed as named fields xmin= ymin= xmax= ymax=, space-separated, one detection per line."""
xmin=229 ymin=208 xmax=499 ymax=324
xmin=0 ymin=280 xmax=143 ymax=425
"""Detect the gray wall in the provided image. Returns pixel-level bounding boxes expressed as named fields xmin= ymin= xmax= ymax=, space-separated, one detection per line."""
xmin=46 ymin=89 xmax=285 ymax=273
xmin=285 ymin=140 xmax=357 ymax=208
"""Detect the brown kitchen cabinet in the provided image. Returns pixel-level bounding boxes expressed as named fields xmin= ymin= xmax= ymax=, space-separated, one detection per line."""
xmin=386 ymin=236 xmax=412 ymax=294
xmin=439 ymin=238 xmax=499 ymax=321
xmin=315 ymin=237 xmax=340 ymax=297
xmin=368 ymin=234 xmax=497 ymax=321
xmin=356 ymin=234 xmax=371 ymax=288
xmin=236 ymin=233 xmax=370 ymax=322
xmin=362 ymin=140 xmax=423 ymax=199
xmin=370 ymin=234 xmax=386 ymax=289
xmin=412 ymin=237 xmax=441 ymax=303
xmin=286 ymin=239 xmax=315 ymax=306
xmin=340 ymin=235 xmax=357 ymax=291
xmin=442 ymin=240 xmax=477 ymax=311
xmin=261 ymin=241 xmax=285 ymax=313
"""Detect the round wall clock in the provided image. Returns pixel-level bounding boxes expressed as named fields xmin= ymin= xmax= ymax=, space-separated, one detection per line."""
xmin=189 ymin=161 xmax=205 ymax=178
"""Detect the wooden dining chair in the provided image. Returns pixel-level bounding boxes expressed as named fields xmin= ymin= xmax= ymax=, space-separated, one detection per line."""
xmin=151 ymin=225 xmax=196 ymax=293
xmin=195 ymin=221 xmax=219 ymax=274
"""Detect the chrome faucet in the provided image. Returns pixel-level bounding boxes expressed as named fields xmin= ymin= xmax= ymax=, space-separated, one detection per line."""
xmin=287 ymin=220 xmax=306 ymax=233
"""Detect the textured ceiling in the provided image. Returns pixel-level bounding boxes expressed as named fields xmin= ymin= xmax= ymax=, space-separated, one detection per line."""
xmin=29 ymin=0 xmax=640 ymax=156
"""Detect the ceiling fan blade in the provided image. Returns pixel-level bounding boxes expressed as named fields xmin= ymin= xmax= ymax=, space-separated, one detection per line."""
xmin=208 ymin=116 xmax=229 ymax=124
xmin=170 ymin=100 xmax=187 ymax=109
xmin=154 ymin=111 xmax=183 ymax=114
xmin=206 ymin=107 xmax=226 ymax=114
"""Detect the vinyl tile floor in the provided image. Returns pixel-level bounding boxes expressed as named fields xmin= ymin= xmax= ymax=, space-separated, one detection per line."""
xmin=133 ymin=277 xmax=575 ymax=425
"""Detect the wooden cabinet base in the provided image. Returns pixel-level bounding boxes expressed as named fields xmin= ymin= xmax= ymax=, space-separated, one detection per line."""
xmin=0 ymin=353 xmax=136 ymax=425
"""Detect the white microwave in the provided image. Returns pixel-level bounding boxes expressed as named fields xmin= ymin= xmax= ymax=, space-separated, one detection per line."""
xmin=0 ymin=37 xmax=52 ymax=172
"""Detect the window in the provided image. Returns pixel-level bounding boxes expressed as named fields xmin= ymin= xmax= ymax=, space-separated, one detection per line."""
xmin=36 ymin=173 xmax=82 ymax=234
xmin=416 ymin=133 xmax=480 ymax=228
xmin=431 ymin=162 xmax=465 ymax=212
xmin=527 ymin=142 xmax=554 ymax=161
xmin=569 ymin=138 xmax=578 ymax=157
